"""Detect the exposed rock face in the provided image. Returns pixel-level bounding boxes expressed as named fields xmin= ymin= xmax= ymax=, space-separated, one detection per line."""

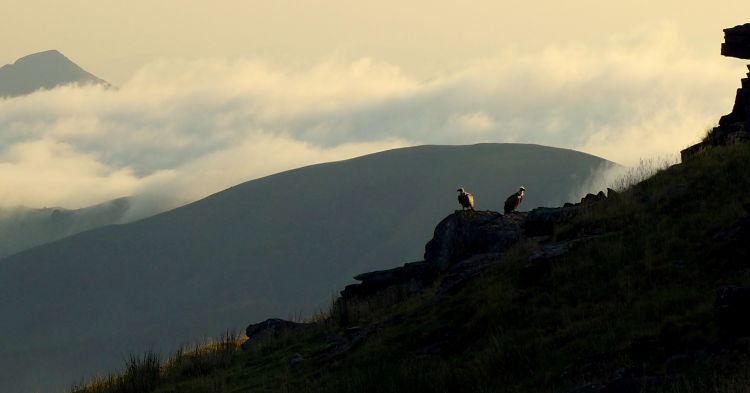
xmin=682 ymin=23 xmax=750 ymax=161
xmin=722 ymin=23 xmax=750 ymax=59
xmin=342 ymin=211 xmax=527 ymax=299
xmin=341 ymin=261 xmax=431 ymax=298
xmin=525 ymin=206 xmax=580 ymax=236
xmin=424 ymin=210 xmax=526 ymax=271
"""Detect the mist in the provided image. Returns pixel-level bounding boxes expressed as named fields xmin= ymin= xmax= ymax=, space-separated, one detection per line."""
xmin=0 ymin=24 xmax=742 ymax=214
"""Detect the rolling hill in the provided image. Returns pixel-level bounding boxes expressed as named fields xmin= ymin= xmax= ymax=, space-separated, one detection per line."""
xmin=0 ymin=143 xmax=614 ymax=393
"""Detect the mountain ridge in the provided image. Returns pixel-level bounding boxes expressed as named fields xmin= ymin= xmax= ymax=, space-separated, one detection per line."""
xmin=0 ymin=49 xmax=109 ymax=98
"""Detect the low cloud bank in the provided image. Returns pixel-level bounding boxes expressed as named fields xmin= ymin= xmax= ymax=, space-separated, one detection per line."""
xmin=0 ymin=24 xmax=741 ymax=213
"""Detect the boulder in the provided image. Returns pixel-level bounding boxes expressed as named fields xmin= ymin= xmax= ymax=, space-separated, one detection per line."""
xmin=581 ymin=192 xmax=607 ymax=206
xmin=424 ymin=210 xmax=525 ymax=271
xmin=242 ymin=318 xmax=305 ymax=350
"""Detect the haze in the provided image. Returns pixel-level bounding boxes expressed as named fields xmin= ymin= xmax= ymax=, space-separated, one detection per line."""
xmin=1 ymin=1 xmax=749 ymax=210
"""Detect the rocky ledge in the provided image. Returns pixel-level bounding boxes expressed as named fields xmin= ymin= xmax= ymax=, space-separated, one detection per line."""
xmin=683 ymin=23 xmax=750 ymax=161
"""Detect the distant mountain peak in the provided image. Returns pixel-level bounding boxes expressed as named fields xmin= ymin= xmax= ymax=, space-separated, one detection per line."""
xmin=0 ymin=49 xmax=109 ymax=98
xmin=14 ymin=49 xmax=66 ymax=63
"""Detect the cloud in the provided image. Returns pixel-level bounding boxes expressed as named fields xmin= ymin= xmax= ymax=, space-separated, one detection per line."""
xmin=0 ymin=24 xmax=742 ymax=213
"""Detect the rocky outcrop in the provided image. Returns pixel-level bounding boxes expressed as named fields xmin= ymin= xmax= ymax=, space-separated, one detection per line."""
xmin=525 ymin=206 xmax=580 ymax=236
xmin=722 ymin=23 xmax=750 ymax=59
xmin=424 ymin=210 xmax=526 ymax=271
xmin=344 ymin=199 xmax=616 ymax=300
xmin=341 ymin=261 xmax=431 ymax=298
xmin=682 ymin=23 xmax=750 ymax=161
xmin=343 ymin=210 xmax=527 ymax=299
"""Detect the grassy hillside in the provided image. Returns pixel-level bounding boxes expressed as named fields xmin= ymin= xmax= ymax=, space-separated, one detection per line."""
xmin=71 ymin=142 xmax=750 ymax=393
xmin=0 ymin=143 xmax=614 ymax=393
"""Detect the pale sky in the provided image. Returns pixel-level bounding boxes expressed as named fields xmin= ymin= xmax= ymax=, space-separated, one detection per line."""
xmin=2 ymin=1 xmax=748 ymax=83
xmin=1 ymin=1 xmax=750 ymax=210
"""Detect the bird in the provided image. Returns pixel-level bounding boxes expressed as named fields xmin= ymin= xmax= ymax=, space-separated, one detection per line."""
xmin=504 ymin=186 xmax=526 ymax=214
xmin=457 ymin=188 xmax=475 ymax=211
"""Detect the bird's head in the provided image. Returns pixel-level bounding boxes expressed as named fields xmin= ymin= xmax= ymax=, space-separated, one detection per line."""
xmin=519 ymin=186 xmax=526 ymax=194
xmin=457 ymin=188 xmax=464 ymax=193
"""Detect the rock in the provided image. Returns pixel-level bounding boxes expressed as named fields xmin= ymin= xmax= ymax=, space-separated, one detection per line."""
xmin=581 ymin=192 xmax=607 ymax=206
xmin=682 ymin=23 xmax=750 ymax=161
xmin=722 ymin=23 xmax=750 ymax=59
xmin=341 ymin=261 xmax=431 ymax=298
xmin=424 ymin=210 xmax=525 ymax=271
xmin=242 ymin=318 xmax=305 ymax=350
xmin=714 ymin=286 xmax=750 ymax=335
xmin=438 ymin=252 xmax=501 ymax=294
xmin=525 ymin=206 xmax=580 ymax=236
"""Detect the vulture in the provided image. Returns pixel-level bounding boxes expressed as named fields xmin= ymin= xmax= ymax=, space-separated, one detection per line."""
xmin=504 ymin=186 xmax=526 ymax=214
xmin=457 ymin=188 xmax=475 ymax=211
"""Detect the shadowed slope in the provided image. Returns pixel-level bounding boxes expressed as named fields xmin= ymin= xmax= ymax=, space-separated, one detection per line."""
xmin=0 ymin=143 xmax=613 ymax=393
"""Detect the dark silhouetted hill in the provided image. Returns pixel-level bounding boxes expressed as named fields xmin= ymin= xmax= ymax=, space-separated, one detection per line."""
xmin=0 ymin=143 xmax=613 ymax=393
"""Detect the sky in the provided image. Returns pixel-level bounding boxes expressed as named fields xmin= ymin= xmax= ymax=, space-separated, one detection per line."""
xmin=1 ymin=1 xmax=749 ymax=210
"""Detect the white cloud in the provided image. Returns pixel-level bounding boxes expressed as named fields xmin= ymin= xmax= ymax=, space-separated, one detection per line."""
xmin=450 ymin=112 xmax=495 ymax=133
xmin=0 ymin=24 xmax=742 ymax=212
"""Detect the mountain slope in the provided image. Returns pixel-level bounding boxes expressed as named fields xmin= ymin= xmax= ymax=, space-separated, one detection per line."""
xmin=0 ymin=197 xmax=133 ymax=258
xmin=0 ymin=50 xmax=108 ymax=98
xmin=0 ymin=143 xmax=613 ymax=393
xmin=75 ymin=142 xmax=750 ymax=393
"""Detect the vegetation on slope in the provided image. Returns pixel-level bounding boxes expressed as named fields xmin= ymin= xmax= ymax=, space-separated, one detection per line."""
xmin=72 ymin=143 xmax=750 ymax=393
